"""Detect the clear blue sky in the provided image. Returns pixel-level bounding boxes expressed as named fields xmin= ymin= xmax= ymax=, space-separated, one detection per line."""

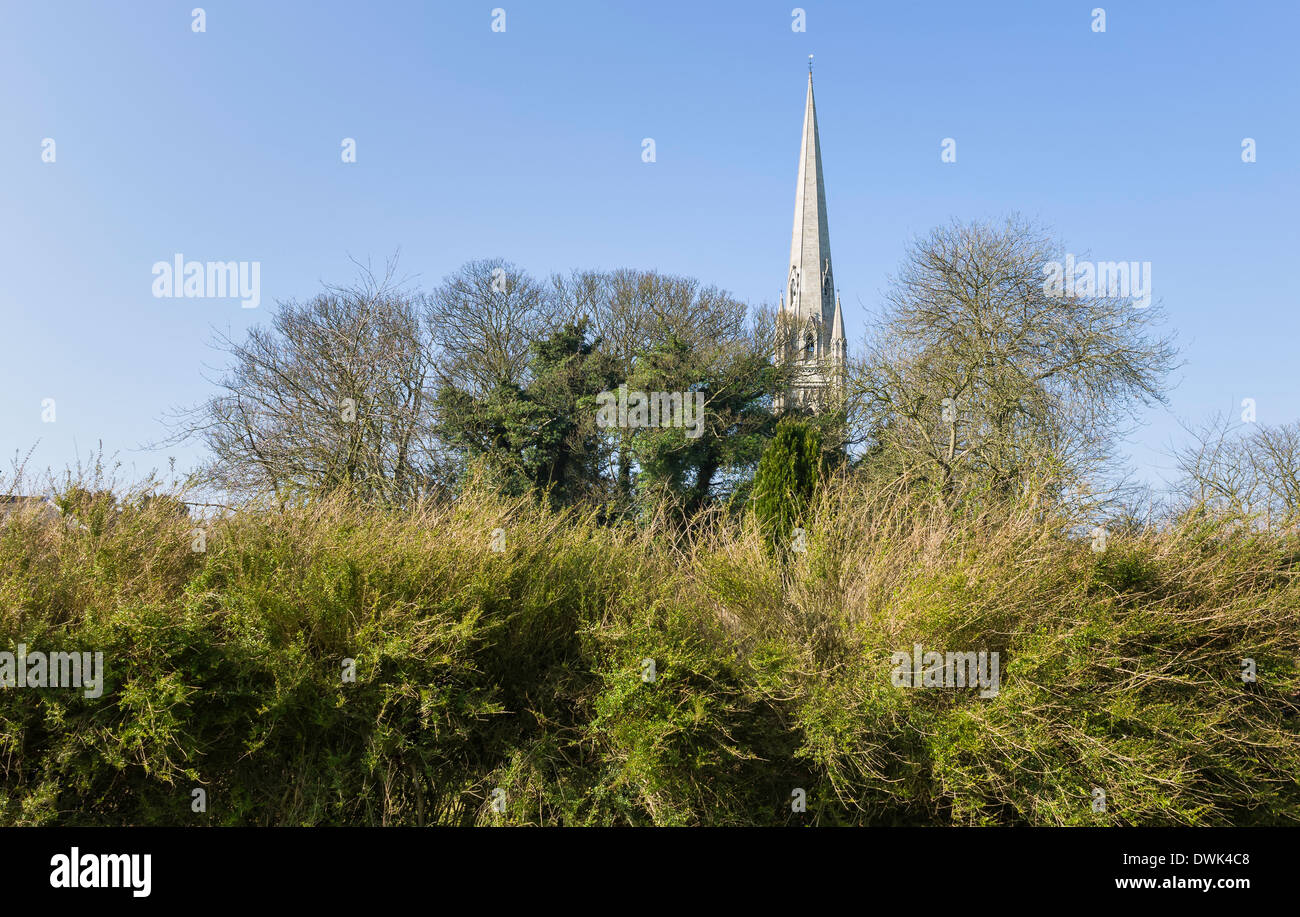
xmin=2 ymin=0 xmax=1297 ymax=489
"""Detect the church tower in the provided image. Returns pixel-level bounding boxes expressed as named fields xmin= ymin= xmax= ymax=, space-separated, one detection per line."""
xmin=774 ymin=60 xmax=846 ymax=413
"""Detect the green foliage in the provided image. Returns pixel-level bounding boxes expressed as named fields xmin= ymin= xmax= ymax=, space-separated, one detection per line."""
xmin=54 ymin=486 xmax=119 ymax=537
xmin=436 ymin=321 xmax=619 ymax=507
xmin=1 ymin=477 xmax=1298 ymax=826
xmin=750 ymin=417 xmax=824 ymax=553
xmin=1091 ymin=543 xmax=1160 ymax=595
xmin=626 ymin=333 xmax=778 ymax=517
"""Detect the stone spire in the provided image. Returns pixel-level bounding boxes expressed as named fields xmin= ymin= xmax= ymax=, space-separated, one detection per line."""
xmin=776 ymin=62 xmax=844 ymax=413
xmin=786 ymin=68 xmax=834 ymax=332
xmin=830 ymin=292 xmax=846 ymax=358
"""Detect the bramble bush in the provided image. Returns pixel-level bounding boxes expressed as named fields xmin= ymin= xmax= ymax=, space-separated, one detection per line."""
xmin=1 ymin=476 xmax=1298 ymax=825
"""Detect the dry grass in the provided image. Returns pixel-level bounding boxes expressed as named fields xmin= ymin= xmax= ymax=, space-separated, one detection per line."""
xmin=0 ymin=473 xmax=1297 ymax=825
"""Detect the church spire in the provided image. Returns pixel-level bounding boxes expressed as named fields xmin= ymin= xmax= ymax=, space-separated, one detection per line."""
xmin=786 ymin=65 xmax=833 ymax=330
xmin=777 ymin=60 xmax=843 ymax=413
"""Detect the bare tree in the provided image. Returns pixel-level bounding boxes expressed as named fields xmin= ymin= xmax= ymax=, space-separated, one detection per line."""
xmin=165 ymin=257 xmax=779 ymax=508
xmin=557 ymin=268 xmax=748 ymax=374
xmin=549 ymin=268 xmax=761 ymax=500
xmin=853 ymin=216 xmax=1177 ymax=498
xmin=426 ymin=259 xmax=563 ymax=396
xmin=1173 ymin=412 xmax=1300 ymax=526
xmin=166 ymin=260 xmax=444 ymax=503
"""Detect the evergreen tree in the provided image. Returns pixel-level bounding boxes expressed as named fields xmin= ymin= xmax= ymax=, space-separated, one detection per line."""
xmin=436 ymin=320 xmax=619 ymax=506
xmin=750 ymin=417 xmax=824 ymax=553
xmin=627 ymin=333 xmax=778 ymax=517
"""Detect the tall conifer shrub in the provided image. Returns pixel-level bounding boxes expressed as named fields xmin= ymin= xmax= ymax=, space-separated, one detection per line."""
xmin=751 ymin=417 xmax=823 ymax=553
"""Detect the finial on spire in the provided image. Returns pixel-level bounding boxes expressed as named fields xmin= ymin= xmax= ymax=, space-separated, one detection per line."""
xmin=808 ymin=54 xmax=814 ymax=76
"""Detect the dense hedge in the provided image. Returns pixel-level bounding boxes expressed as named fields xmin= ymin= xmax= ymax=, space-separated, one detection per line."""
xmin=1 ymin=483 xmax=1297 ymax=825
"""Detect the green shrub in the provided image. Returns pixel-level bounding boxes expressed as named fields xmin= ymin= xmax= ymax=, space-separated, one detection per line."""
xmin=750 ymin=418 xmax=824 ymax=554
xmin=1 ymin=479 xmax=1297 ymax=825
